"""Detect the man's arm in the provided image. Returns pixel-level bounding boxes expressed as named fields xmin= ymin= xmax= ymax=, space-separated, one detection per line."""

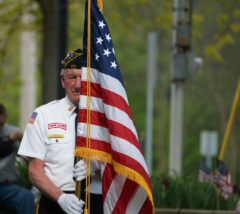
xmin=9 ymin=128 xmax=23 ymax=141
xmin=29 ymin=158 xmax=63 ymax=202
xmin=29 ymin=158 xmax=84 ymax=213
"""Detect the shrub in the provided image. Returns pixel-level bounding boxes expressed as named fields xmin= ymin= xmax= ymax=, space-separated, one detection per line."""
xmin=152 ymin=173 xmax=238 ymax=209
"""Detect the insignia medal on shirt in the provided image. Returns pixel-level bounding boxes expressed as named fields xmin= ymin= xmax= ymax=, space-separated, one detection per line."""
xmin=68 ymin=106 xmax=73 ymax=112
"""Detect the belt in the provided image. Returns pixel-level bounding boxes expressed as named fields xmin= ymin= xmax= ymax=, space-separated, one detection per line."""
xmin=63 ymin=191 xmax=75 ymax=194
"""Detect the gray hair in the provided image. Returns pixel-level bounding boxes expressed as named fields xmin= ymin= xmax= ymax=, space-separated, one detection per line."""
xmin=60 ymin=69 xmax=65 ymax=76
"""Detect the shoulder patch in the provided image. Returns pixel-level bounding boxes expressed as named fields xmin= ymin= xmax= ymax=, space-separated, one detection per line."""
xmin=28 ymin=112 xmax=38 ymax=124
xmin=48 ymin=123 xmax=67 ymax=130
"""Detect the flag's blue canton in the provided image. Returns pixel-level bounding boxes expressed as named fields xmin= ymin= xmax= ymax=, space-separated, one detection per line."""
xmin=83 ymin=0 xmax=123 ymax=85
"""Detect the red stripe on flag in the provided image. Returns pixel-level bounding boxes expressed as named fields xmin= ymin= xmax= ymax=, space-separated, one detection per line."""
xmin=139 ymin=198 xmax=153 ymax=214
xmin=112 ymin=179 xmax=138 ymax=214
xmin=81 ymin=81 xmax=102 ymax=98
xmin=102 ymin=164 xmax=116 ymax=202
xmin=77 ymin=136 xmax=111 ymax=153
xmin=79 ymin=110 xmax=108 ymax=128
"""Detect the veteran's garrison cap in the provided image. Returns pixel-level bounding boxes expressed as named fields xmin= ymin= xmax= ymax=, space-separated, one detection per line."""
xmin=61 ymin=48 xmax=84 ymax=69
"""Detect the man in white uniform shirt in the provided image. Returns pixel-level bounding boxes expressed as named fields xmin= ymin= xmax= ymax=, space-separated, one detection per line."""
xmin=18 ymin=49 xmax=103 ymax=214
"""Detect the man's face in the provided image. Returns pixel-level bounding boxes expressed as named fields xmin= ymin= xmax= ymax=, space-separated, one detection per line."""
xmin=61 ymin=68 xmax=82 ymax=106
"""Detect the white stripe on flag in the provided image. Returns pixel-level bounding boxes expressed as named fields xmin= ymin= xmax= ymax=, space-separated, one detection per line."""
xmin=78 ymin=123 xmax=110 ymax=143
xmin=79 ymin=95 xmax=104 ymax=113
xmin=103 ymin=174 xmax=126 ymax=213
xmin=126 ymin=186 xmax=147 ymax=214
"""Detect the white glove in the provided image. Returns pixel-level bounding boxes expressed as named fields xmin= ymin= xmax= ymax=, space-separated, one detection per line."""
xmin=73 ymin=159 xmax=101 ymax=181
xmin=57 ymin=193 xmax=84 ymax=214
xmin=73 ymin=159 xmax=86 ymax=181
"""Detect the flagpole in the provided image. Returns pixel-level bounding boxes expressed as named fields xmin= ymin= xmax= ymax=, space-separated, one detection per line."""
xmin=85 ymin=0 xmax=92 ymax=213
xmin=75 ymin=158 xmax=82 ymax=198
xmin=218 ymin=79 xmax=240 ymax=161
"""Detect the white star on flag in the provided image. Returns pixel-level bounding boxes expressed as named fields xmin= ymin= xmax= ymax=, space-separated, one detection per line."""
xmin=96 ymin=36 xmax=103 ymax=45
xmin=103 ymin=48 xmax=111 ymax=57
xmin=95 ymin=53 xmax=100 ymax=61
xmin=98 ymin=20 xmax=106 ymax=29
xmin=110 ymin=61 xmax=117 ymax=69
xmin=105 ymin=34 xmax=111 ymax=42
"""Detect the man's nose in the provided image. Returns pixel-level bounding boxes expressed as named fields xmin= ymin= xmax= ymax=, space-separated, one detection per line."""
xmin=75 ymin=77 xmax=81 ymax=88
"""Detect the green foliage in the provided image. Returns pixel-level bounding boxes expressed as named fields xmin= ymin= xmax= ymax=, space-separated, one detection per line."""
xmin=16 ymin=158 xmax=32 ymax=188
xmin=152 ymin=174 xmax=238 ymax=210
xmin=205 ymin=34 xmax=235 ymax=62
xmin=0 ymin=0 xmax=41 ymax=125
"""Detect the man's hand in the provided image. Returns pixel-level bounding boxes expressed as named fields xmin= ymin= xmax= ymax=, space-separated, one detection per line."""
xmin=9 ymin=129 xmax=22 ymax=141
xmin=57 ymin=193 xmax=84 ymax=214
xmin=73 ymin=159 xmax=101 ymax=181
xmin=73 ymin=159 xmax=86 ymax=181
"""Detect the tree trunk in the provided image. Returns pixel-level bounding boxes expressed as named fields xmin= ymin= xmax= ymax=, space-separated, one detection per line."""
xmin=38 ymin=0 xmax=59 ymax=104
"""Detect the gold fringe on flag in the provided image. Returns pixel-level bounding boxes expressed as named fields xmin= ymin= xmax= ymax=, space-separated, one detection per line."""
xmin=97 ymin=0 xmax=103 ymax=12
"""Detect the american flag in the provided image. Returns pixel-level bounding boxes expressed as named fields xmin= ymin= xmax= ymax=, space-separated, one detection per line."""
xmin=76 ymin=0 xmax=154 ymax=213
xmin=214 ymin=160 xmax=233 ymax=199
xmin=198 ymin=159 xmax=213 ymax=183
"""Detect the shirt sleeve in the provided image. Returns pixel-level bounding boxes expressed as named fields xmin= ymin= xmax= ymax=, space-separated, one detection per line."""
xmin=18 ymin=109 xmax=46 ymax=160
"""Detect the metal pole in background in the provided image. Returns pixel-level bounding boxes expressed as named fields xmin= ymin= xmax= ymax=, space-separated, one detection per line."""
xmin=169 ymin=0 xmax=192 ymax=175
xmin=57 ymin=0 xmax=68 ymax=99
xmin=145 ymin=32 xmax=157 ymax=174
xmin=169 ymin=82 xmax=184 ymax=175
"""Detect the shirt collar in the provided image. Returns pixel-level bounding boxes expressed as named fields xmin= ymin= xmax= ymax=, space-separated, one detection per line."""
xmin=64 ymin=96 xmax=78 ymax=116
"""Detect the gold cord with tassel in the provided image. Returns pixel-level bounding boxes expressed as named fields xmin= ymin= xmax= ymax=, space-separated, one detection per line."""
xmin=84 ymin=0 xmax=104 ymax=213
xmin=84 ymin=0 xmax=92 ymax=213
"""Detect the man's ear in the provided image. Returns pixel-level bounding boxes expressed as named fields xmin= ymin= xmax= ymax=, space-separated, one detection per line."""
xmin=60 ymin=75 xmax=65 ymax=89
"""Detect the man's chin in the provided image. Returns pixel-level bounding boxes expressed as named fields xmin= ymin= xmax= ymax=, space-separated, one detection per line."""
xmin=67 ymin=93 xmax=80 ymax=105
xmin=73 ymin=96 xmax=80 ymax=106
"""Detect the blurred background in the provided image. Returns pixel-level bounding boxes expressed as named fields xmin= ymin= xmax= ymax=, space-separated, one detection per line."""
xmin=0 ymin=0 xmax=240 ymax=209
